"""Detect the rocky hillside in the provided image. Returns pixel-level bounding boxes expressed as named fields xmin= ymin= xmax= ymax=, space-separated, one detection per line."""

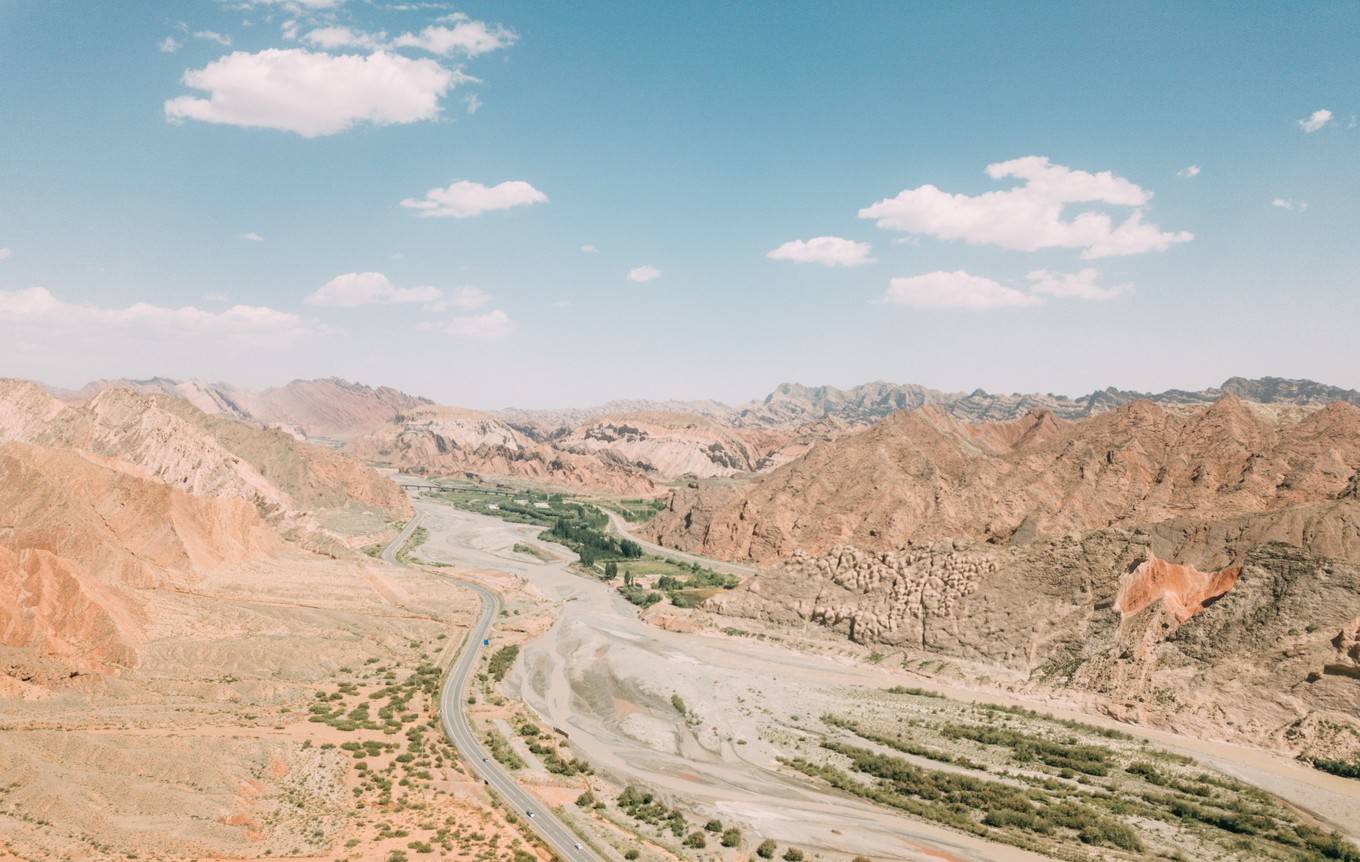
xmin=671 ymin=393 xmax=1360 ymax=761
xmin=64 ymin=376 xmax=430 ymax=439
xmin=0 ymin=379 xmax=411 ymax=545
xmin=346 ymin=404 xmax=657 ymax=495
xmin=706 ymin=512 xmax=1360 ymax=761
xmin=647 ymin=397 xmax=1360 ymax=561
xmin=0 ymin=441 xmax=280 ymax=683
xmin=552 ymin=411 xmax=784 ymax=479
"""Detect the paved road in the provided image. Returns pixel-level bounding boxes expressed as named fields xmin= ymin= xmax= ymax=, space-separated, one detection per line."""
xmin=382 ymin=512 xmax=599 ymax=862
xmin=601 ymin=509 xmax=758 ymax=578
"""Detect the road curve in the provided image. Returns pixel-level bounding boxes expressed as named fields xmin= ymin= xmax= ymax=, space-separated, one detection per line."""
xmin=382 ymin=512 xmax=600 ymax=862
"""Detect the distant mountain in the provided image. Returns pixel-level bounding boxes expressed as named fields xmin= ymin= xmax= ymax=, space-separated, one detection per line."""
xmin=733 ymin=376 xmax=1360 ymax=428
xmin=496 ymin=399 xmax=736 ymax=440
xmin=60 ymin=376 xmax=431 ymax=439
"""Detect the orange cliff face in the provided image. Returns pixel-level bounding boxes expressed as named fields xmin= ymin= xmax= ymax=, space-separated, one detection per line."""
xmin=1115 ymin=553 xmax=1242 ymax=624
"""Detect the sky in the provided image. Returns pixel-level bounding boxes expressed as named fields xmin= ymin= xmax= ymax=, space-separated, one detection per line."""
xmin=1 ymin=1 xmax=1357 ymax=409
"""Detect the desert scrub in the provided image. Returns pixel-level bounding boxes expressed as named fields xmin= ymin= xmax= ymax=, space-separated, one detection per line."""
xmin=940 ymin=722 xmax=1115 ymax=775
xmin=483 ymin=729 xmax=525 ymax=770
xmin=486 ymin=645 xmax=520 ymax=682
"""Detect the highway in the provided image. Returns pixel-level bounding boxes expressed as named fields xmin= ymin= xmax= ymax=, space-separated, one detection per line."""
xmin=382 ymin=512 xmax=600 ymax=862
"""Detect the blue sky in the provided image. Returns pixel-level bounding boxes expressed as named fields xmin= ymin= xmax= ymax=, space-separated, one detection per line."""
xmin=1 ymin=1 xmax=1357 ymax=408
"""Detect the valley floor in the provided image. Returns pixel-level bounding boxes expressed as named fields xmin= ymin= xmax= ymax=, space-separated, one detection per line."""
xmin=413 ymin=499 xmax=1360 ymax=862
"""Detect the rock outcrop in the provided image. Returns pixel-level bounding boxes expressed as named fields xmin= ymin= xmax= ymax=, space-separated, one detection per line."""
xmin=347 ymin=405 xmax=657 ymax=495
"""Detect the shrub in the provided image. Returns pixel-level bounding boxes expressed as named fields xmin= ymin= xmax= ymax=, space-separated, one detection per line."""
xmin=756 ymin=839 xmax=777 ymax=858
xmin=684 ymin=831 xmax=707 ymax=849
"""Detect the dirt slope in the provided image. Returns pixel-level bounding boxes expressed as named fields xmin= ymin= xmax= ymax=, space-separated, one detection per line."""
xmin=0 ymin=442 xmax=279 ymax=680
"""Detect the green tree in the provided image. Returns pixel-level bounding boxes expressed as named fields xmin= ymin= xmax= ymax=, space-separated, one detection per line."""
xmin=603 ymin=560 xmax=619 ymax=580
xmin=623 ymin=569 xmax=634 ymax=586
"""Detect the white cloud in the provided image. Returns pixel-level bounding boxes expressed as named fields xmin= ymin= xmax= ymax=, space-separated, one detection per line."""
xmin=241 ymin=231 xmax=265 ymax=241
xmin=304 ymin=25 xmax=385 ymax=50
xmin=446 ymin=308 xmax=513 ymax=338
xmin=428 ymin=285 xmax=491 ymax=312
xmin=1026 ymin=268 xmax=1130 ymax=301
xmin=400 ymin=179 xmax=547 ymax=218
xmin=464 ymin=93 xmax=481 ymax=114
xmin=0 ymin=286 xmax=323 ymax=343
xmin=1271 ymin=197 xmax=1308 ymax=211
xmin=194 ymin=30 xmax=233 ymax=46
xmin=882 ymin=271 xmax=1042 ymax=311
xmin=159 ymin=36 xmax=182 ymax=53
xmin=1177 ymin=164 xmax=1200 ymax=178
xmin=280 ymin=19 xmax=300 ymax=40
xmin=306 ymin=272 xmax=442 ymax=307
xmin=1299 ymin=108 xmax=1333 ymax=133
xmin=302 ymin=15 xmax=514 ymax=57
xmin=859 ymin=156 xmax=1193 ymax=259
xmin=550 ymin=299 xmax=572 ymax=308
xmin=766 ymin=235 xmax=874 ymax=268
xmin=393 ymin=17 xmax=517 ymax=57
xmin=579 ymin=244 xmax=598 ymax=253
xmin=164 ymin=49 xmax=458 ymax=137
xmin=0 ymin=248 xmax=10 ymax=261
xmin=627 ymin=265 xmax=661 ymax=284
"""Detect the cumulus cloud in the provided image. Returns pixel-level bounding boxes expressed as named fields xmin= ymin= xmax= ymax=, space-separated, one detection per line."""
xmin=859 ymin=156 xmax=1193 ymax=259
xmin=882 ymin=271 xmax=1041 ymax=310
xmin=627 ymin=265 xmax=661 ymax=283
xmin=445 ymin=308 xmax=513 ymax=338
xmin=766 ymin=235 xmax=873 ymax=267
xmin=400 ymin=179 xmax=547 ymax=218
xmin=194 ymin=30 xmax=233 ymax=46
xmin=579 ymin=244 xmax=599 ymax=253
xmin=306 ymin=272 xmax=442 ymax=307
xmin=164 ymin=49 xmax=458 ymax=137
xmin=1272 ymin=197 xmax=1308 ymax=211
xmin=0 ymin=286 xmax=323 ymax=344
xmin=1026 ymin=268 xmax=1130 ymax=301
xmin=241 ymin=231 xmax=265 ymax=241
xmin=1299 ymin=109 xmax=1333 ymax=133
xmin=159 ymin=36 xmax=182 ymax=53
xmin=1178 ymin=164 xmax=1200 ymax=178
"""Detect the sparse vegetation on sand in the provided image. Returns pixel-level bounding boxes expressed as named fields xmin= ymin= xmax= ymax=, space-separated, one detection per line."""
xmin=793 ymin=689 xmax=1360 ymax=862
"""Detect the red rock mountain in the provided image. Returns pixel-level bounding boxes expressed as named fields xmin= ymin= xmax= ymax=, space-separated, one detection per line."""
xmin=647 ymin=396 xmax=1360 ymax=562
